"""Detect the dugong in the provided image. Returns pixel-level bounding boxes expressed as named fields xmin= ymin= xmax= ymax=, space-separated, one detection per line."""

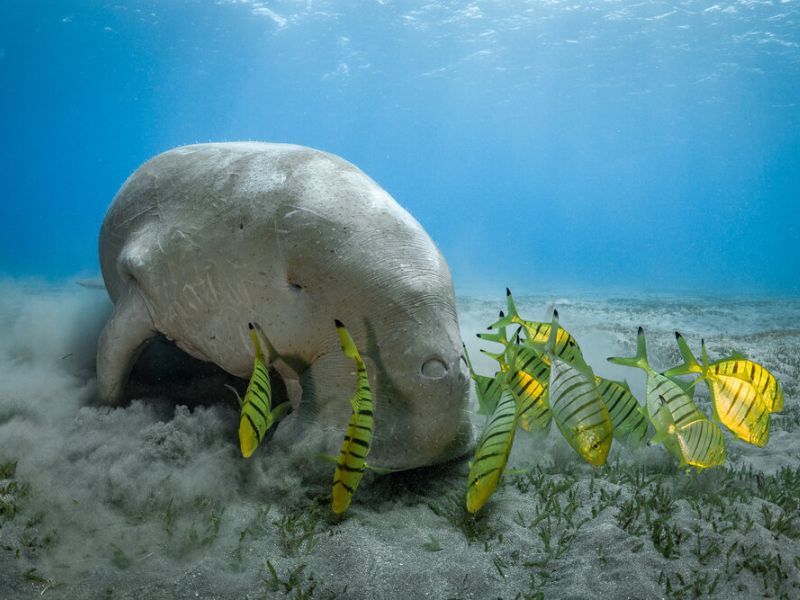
xmin=97 ymin=142 xmax=472 ymax=469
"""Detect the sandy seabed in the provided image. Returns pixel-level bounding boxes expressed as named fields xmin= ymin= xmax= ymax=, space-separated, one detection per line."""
xmin=1 ymin=281 xmax=798 ymax=599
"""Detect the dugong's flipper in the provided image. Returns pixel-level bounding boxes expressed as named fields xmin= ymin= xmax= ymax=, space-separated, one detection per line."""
xmin=97 ymin=283 xmax=156 ymax=405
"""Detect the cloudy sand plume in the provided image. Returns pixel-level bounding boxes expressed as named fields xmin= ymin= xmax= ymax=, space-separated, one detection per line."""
xmin=1 ymin=281 xmax=799 ymax=599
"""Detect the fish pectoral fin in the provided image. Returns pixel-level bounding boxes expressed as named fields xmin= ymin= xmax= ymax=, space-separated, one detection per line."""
xmin=502 ymin=468 xmax=528 ymax=476
xmin=316 ymin=454 xmax=398 ymax=475
xmin=362 ymin=462 xmax=400 ymax=475
xmin=665 ymin=375 xmax=695 ymax=396
xmin=315 ymin=452 xmax=339 ymax=465
xmin=648 ymin=430 xmax=669 ymax=446
xmin=269 ymin=401 xmax=292 ymax=424
xmin=224 ymin=383 xmax=244 ymax=407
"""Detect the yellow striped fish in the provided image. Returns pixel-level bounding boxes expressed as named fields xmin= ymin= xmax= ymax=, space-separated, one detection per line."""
xmin=235 ymin=322 xmax=290 ymax=458
xmin=608 ymin=328 xmax=725 ymax=466
xmin=544 ymin=311 xmax=612 ymax=466
xmin=666 ymin=333 xmax=782 ymax=415
xmin=488 ymin=289 xmax=583 ymax=365
xmin=478 ymin=315 xmax=551 ymax=432
xmin=650 ymin=395 xmax=726 ymax=469
xmin=477 ymin=310 xmax=512 ymax=347
xmin=722 ymin=351 xmax=783 ymax=413
xmin=665 ymin=334 xmax=770 ymax=447
xmin=608 ymin=327 xmax=707 ymax=431
xmin=332 ymin=320 xmax=374 ymax=515
xmin=477 ymin=329 xmax=552 ymax=433
xmin=462 ymin=343 xmax=504 ymax=416
xmin=505 ymin=343 xmax=551 ymax=433
xmin=593 ymin=376 xmax=649 ymax=448
xmin=466 ymin=388 xmax=519 ymax=514
xmin=506 ymin=339 xmax=550 ymax=386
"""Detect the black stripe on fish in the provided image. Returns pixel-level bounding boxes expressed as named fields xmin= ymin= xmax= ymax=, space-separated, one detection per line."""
xmin=333 ymin=480 xmax=355 ymax=493
xmin=244 ymin=413 xmax=262 ymax=443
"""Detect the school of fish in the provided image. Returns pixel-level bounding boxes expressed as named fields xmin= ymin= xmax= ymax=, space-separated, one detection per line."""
xmin=227 ymin=289 xmax=781 ymax=516
xmin=465 ymin=289 xmax=782 ymax=514
xmin=228 ymin=319 xmax=376 ymax=515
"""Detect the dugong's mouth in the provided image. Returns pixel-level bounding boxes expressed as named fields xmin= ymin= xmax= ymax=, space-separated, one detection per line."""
xmin=364 ymin=398 xmax=475 ymax=471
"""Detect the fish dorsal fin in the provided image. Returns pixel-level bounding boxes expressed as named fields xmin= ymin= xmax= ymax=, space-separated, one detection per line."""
xmin=701 ymin=339 xmax=710 ymax=369
xmin=462 ymin=342 xmax=479 ymax=379
xmin=335 ymin=320 xmax=362 ymax=364
xmin=506 ymin=288 xmax=520 ymax=320
xmin=545 ymin=309 xmax=560 ymax=356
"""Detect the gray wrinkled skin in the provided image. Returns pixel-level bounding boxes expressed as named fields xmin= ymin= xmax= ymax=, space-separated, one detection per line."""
xmin=97 ymin=142 xmax=472 ymax=469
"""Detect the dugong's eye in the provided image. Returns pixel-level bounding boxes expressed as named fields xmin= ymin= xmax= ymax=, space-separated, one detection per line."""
xmin=421 ymin=357 xmax=448 ymax=379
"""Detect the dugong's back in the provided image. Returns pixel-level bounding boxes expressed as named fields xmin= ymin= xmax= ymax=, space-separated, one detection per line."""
xmin=101 ymin=142 xmax=414 ymax=302
xmin=100 ymin=142 xmax=443 ymax=370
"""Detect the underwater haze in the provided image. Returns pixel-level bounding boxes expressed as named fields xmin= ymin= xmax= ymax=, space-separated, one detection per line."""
xmin=1 ymin=0 xmax=798 ymax=293
xmin=2 ymin=3 xmax=800 ymax=600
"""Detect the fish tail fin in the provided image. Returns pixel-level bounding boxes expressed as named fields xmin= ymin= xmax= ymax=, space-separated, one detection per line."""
xmin=252 ymin=322 xmax=280 ymax=363
xmin=248 ymin=322 xmax=264 ymax=361
xmin=335 ymin=320 xmax=362 ymax=363
xmin=488 ymin=309 xmax=513 ymax=332
xmin=477 ymin=331 xmax=509 ymax=345
xmin=607 ymin=326 xmax=651 ymax=371
xmin=663 ymin=332 xmax=703 ymax=377
xmin=480 ymin=348 xmax=507 ymax=370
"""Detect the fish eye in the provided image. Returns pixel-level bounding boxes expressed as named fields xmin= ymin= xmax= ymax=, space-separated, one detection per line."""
xmin=421 ymin=357 xmax=448 ymax=378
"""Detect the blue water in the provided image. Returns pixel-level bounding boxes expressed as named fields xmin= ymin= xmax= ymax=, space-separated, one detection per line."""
xmin=1 ymin=1 xmax=798 ymax=294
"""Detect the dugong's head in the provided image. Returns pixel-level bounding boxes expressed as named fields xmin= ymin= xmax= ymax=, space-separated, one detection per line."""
xmin=287 ymin=233 xmax=473 ymax=470
xmin=271 ymin=162 xmax=473 ymax=470
xmin=353 ymin=273 xmax=472 ymax=470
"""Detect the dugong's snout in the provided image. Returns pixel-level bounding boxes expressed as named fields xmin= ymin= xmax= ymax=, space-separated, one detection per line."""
xmin=366 ymin=348 xmax=474 ymax=470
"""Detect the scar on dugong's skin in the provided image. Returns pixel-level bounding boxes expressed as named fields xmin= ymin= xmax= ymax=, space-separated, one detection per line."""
xmin=97 ymin=142 xmax=472 ymax=470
